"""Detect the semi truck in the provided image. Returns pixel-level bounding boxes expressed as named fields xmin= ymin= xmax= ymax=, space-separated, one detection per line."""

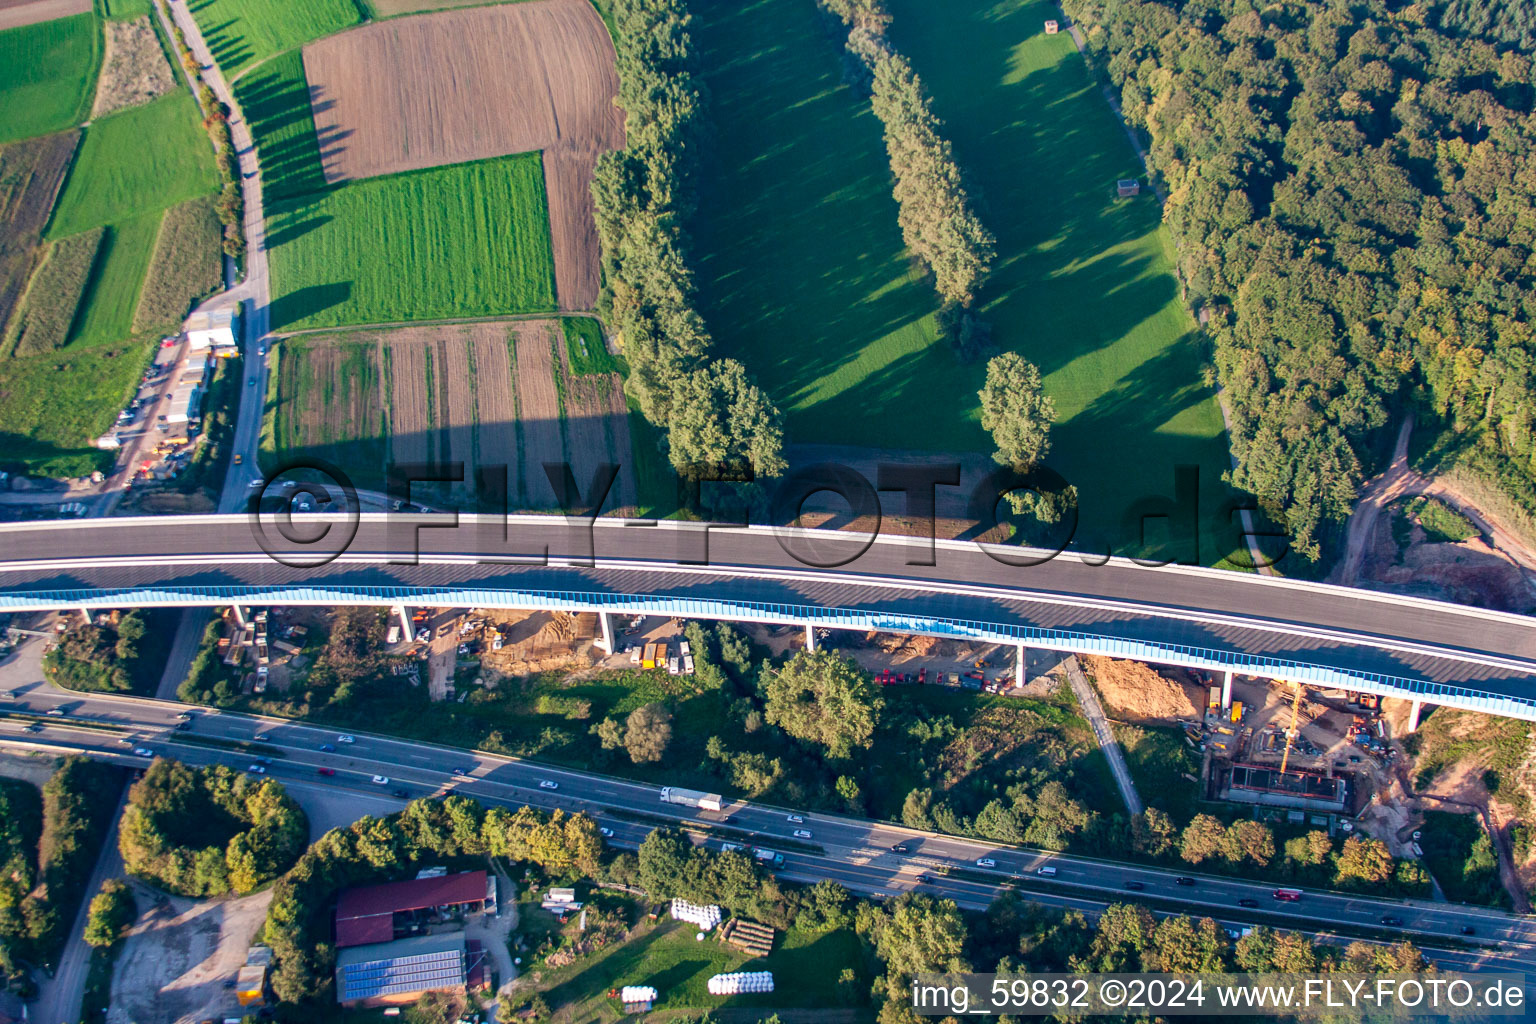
xmin=660 ymin=786 xmax=723 ymax=812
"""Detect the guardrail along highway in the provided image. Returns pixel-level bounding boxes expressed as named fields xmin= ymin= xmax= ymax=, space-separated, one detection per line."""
xmin=0 ymin=514 xmax=1533 ymax=717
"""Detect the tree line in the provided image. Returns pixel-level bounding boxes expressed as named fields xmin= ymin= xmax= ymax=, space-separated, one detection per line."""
xmin=0 ymin=757 xmax=122 ymax=996
xmin=1061 ymin=0 xmax=1536 ymax=562
xmin=592 ymin=0 xmax=786 ymax=481
xmin=820 ymin=0 xmax=996 ymax=360
xmin=118 ymin=760 xmax=308 ymax=897
xmin=43 ymin=611 xmax=150 ymax=693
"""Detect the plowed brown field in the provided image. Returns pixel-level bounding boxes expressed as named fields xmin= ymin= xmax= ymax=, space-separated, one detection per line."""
xmin=271 ymin=319 xmax=635 ymax=509
xmin=302 ymin=0 xmax=623 ymax=310
xmin=512 ymin=321 xmax=561 ymax=509
xmin=0 ymin=0 xmax=89 ymax=31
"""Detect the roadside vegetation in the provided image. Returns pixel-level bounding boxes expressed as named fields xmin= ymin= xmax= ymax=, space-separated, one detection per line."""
xmin=43 ymin=609 xmax=175 ymax=695
xmin=79 ymin=878 xmax=136 ymax=1024
xmin=118 ymin=760 xmax=307 ymax=896
xmin=0 ymin=757 xmax=123 ymax=981
xmin=0 ymin=13 xmax=100 ymax=144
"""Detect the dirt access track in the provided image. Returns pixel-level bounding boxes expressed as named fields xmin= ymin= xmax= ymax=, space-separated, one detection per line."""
xmin=302 ymin=0 xmax=625 ymax=311
xmin=0 ymin=0 xmax=88 ymax=31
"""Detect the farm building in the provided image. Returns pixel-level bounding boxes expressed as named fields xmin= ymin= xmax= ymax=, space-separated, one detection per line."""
xmin=184 ymin=307 xmax=237 ymax=352
xmin=334 ymin=932 xmax=488 ymax=1007
xmin=1117 ymin=179 xmax=1141 ymax=197
xmin=1044 ymin=19 xmax=1059 ymax=33
xmin=334 ymin=870 xmax=490 ymax=948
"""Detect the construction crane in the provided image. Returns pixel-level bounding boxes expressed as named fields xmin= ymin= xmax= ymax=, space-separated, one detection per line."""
xmin=1279 ymin=681 xmax=1305 ymax=775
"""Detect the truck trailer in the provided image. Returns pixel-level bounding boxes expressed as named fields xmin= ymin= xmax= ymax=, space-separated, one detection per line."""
xmin=660 ymin=786 xmax=723 ymax=812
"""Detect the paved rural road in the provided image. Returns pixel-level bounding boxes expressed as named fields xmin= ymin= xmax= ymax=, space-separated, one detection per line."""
xmin=0 ymin=515 xmax=1533 ymax=715
xmin=1 ymin=681 xmax=1534 ymax=970
xmin=158 ymin=0 xmax=275 ymax=514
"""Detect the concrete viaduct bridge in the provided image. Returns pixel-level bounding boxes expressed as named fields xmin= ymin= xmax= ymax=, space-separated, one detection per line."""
xmin=0 ymin=514 xmax=1533 ymax=726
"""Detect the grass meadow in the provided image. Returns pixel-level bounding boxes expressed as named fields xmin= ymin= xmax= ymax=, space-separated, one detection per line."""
xmin=889 ymin=0 xmax=1236 ymax=559
xmin=67 ymin=211 xmax=162 ymax=346
xmin=99 ymin=0 xmax=153 ymax=18
xmin=47 ymin=91 xmax=219 ymax=238
xmin=231 ymin=50 xmax=327 ymax=200
xmin=187 ymin=0 xmax=360 ymax=77
xmin=265 ymin=154 xmax=556 ymax=329
xmin=689 ymin=0 xmax=948 ymax=447
xmin=0 ymin=13 xmax=101 ymax=143
xmin=0 ymin=341 xmax=148 ymax=476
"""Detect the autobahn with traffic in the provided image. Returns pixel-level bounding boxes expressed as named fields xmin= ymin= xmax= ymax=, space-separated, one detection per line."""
xmin=2 ymin=676 xmax=1532 ymax=979
xmin=0 ymin=514 xmax=1534 ymax=719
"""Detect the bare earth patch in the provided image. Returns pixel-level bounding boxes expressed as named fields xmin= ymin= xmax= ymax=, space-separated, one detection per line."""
xmin=1080 ymin=654 xmax=1203 ymax=724
xmin=0 ymin=0 xmax=89 ymax=31
xmin=93 ymin=16 xmax=176 ymax=117
xmin=557 ymin=342 xmax=636 ymax=511
xmin=472 ymin=324 xmax=520 ymax=494
xmin=301 ymin=0 xmax=623 ymax=309
xmin=512 ymin=321 xmax=561 ymax=508
xmin=386 ymin=338 xmax=431 ymax=469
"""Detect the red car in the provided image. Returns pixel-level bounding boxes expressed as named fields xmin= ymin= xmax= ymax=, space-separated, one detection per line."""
xmin=317 ymin=767 xmax=336 ymax=777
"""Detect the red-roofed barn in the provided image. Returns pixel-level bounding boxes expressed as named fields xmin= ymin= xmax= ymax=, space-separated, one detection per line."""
xmin=334 ymin=870 xmax=490 ymax=948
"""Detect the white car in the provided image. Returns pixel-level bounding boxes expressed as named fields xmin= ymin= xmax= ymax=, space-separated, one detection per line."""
xmin=538 ymin=779 xmax=558 ymax=790
xmin=133 ymin=747 xmax=154 ymax=757
xmin=371 ymin=775 xmax=389 ymax=785
xmin=976 ymin=857 xmax=997 ymax=869
xmin=786 ymin=814 xmax=804 ymax=823
xmin=247 ymin=765 xmax=267 ymax=775
xmin=599 ymin=827 xmax=614 ymax=838
xmin=337 ymin=735 xmax=355 ymax=744
xmin=793 ymin=829 xmax=812 ymax=839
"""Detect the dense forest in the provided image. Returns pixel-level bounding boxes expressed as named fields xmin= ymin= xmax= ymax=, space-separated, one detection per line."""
xmin=1061 ymin=0 xmax=1536 ymax=561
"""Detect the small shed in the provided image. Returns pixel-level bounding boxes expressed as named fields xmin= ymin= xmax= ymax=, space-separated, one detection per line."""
xmin=1044 ymin=19 xmax=1059 ymax=34
xmin=1117 ymin=179 xmax=1141 ymax=198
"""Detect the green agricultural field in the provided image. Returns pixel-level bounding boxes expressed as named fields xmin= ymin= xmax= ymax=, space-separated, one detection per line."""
xmin=6 ymin=228 xmax=102 ymax=356
xmin=47 ymin=91 xmax=219 ymax=238
xmin=0 ymin=340 xmax=149 ymax=476
xmin=266 ymin=154 xmax=556 ymax=330
xmin=0 ymin=13 xmax=101 ymax=144
xmin=187 ymin=0 xmax=359 ymax=77
xmin=67 ymin=211 xmax=162 ymax=346
xmin=231 ymin=50 xmax=327 ymax=201
xmin=689 ymin=0 xmax=949 ymax=447
xmin=134 ymin=195 xmax=223 ymax=333
xmin=99 ymin=0 xmax=153 ymax=18
xmin=888 ymin=0 xmax=1237 ymax=559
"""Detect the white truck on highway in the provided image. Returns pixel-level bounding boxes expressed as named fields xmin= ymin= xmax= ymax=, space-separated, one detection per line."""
xmin=660 ymin=786 xmax=723 ymax=812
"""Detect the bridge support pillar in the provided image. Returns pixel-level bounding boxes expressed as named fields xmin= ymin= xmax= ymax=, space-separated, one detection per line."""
xmin=1408 ymin=699 xmax=1424 ymax=733
xmin=231 ymin=604 xmax=249 ymax=629
xmin=595 ymin=611 xmax=615 ymax=655
xmin=1015 ymin=644 xmax=1027 ymax=688
xmin=804 ymin=624 xmax=816 ymax=653
xmin=78 ymin=607 xmax=92 ymax=625
xmin=1221 ymin=670 xmax=1233 ymax=710
xmin=392 ymin=605 xmax=413 ymax=638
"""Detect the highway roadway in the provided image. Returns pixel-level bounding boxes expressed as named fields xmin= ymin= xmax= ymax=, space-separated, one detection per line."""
xmin=2 ymin=681 xmax=1533 ymax=977
xmin=0 ymin=515 xmax=1533 ymax=717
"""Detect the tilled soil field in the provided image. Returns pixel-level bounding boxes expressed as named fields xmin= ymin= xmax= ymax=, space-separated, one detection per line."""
xmin=0 ymin=130 xmax=79 ymax=340
xmin=301 ymin=0 xmax=623 ymax=311
xmin=270 ymin=319 xmax=635 ymax=508
xmin=0 ymin=0 xmax=89 ymax=30
xmin=512 ymin=321 xmax=562 ymax=509
xmin=557 ymin=342 xmax=636 ymax=511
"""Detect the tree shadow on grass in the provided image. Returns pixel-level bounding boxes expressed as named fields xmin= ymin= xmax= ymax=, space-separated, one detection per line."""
xmin=267 ymin=281 xmax=351 ymax=332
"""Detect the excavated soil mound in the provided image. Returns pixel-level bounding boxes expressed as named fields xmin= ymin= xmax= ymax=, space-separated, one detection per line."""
xmin=1080 ymin=655 xmax=1203 ymax=723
